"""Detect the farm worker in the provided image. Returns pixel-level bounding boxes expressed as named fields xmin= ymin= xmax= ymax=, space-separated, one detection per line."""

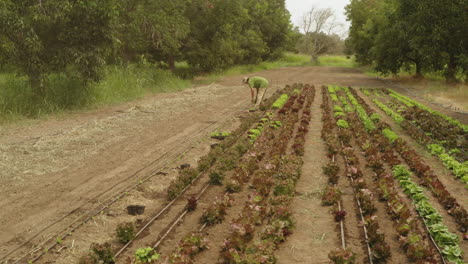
xmin=242 ymin=76 xmax=269 ymax=107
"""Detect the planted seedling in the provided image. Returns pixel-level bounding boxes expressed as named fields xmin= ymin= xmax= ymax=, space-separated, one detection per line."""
xmin=116 ymin=222 xmax=135 ymax=243
xmin=187 ymin=196 xmax=198 ymax=212
xmin=80 ymin=243 xmax=114 ymax=264
xmin=328 ymin=248 xmax=357 ymax=264
xmin=134 ymin=247 xmax=160 ymax=263
xmin=209 ymin=170 xmax=224 ymax=185
xmin=321 ymin=186 xmax=341 ymax=206
xmin=211 ymin=131 xmax=231 ymax=140
xmin=225 ymin=179 xmax=242 ymax=193
xmin=336 ymin=119 xmax=349 ymax=129
xmin=334 ymin=210 xmax=347 ymax=222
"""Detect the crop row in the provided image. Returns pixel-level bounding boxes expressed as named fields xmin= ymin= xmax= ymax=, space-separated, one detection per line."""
xmin=321 ymin=86 xmax=358 ymax=263
xmin=392 ymin=165 xmax=463 ymax=264
xmin=153 ymin=84 xmax=316 ymax=263
xmin=222 ymin=84 xmax=315 ymax=263
xmin=342 ymin=101 xmax=442 ymax=263
xmin=335 ymin=86 xmax=458 ymax=263
xmin=348 ymin=87 xmax=467 ymax=263
xmin=77 ymin=84 xmax=299 ymax=264
xmin=350 ymin=88 xmax=468 ymax=231
xmin=387 ymin=89 xmax=468 ymax=133
xmin=362 ymin=90 xmax=468 ymax=189
xmin=327 ymin=86 xmax=392 ymax=263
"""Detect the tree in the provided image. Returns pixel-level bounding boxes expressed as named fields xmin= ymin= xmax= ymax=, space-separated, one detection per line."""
xmin=0 ymin=0 xmax=118 ymax=96
xmin=117 ymin=0 xmax=190 ymax=70
xmin=183 ymin=0 xmax=293 ymax=71
xmin=398 ymin=0 xmax=467 ymax=82
xmin=299 ymin=7 xmax=342 ymax=62
xmin=345 ymin=0 xmax=380 ymax=64
xmin=346 ymin=0 xmax=468 ymax=81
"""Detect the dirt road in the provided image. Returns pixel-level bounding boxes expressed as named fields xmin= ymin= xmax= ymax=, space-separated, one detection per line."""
xmin=0 ymin=66 xmax=465 ymax=262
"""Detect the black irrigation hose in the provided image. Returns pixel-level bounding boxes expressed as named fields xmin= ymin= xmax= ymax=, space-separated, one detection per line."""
xmin=338 ymin=140 xmax=374 ymax=264
xmin=373 ymin=91 xmax=467 ymax=163
xmin=354 ymin=88 xmax=448 ymax=264
xmin=3 ymin=103 xmax=251 ymax=264
xmin=115 ymin=108 xmax=271 ymax=259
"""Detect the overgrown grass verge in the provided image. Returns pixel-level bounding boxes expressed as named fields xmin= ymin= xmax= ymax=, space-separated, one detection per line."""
xmin=0 ymin=65 xmax=190 ymax=123
xmin=0 ymin=53 xmax=356 ymax=123
xmin=192 ymin=53 xmax=314 ymax=85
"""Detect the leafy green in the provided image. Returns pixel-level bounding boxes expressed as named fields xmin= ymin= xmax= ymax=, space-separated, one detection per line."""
xmin=383 ymin=128 xmax=398 ymax=143
xmin=272 ymin=94 xmax=289 ymax=109
xmin=392 ymin=165 xmax=464 ymax=263
xmin=336 ymin=119 xmax=349 ymax=129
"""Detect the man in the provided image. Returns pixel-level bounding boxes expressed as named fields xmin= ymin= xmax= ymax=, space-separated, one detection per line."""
xmin=242 ymin=76 xmax=269 ymax=107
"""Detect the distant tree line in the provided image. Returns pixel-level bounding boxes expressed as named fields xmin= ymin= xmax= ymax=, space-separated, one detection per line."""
xmin=0 ymin=0 xmax=294 ymax=96
xmin=290 ymin=7 xmax=346 ymax=62
xmin=345 ymin=0 xmax=468 ymax=82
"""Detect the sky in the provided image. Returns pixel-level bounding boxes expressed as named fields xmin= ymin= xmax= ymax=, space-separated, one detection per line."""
xmin=285 ymin=0 xmax=351 ymax=36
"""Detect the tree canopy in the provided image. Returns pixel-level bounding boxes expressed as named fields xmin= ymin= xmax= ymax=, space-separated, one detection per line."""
xmin=345 ymin=0 xmax=468 ymax=81
xmin=0 ymin=0 xmax=294 ymax=94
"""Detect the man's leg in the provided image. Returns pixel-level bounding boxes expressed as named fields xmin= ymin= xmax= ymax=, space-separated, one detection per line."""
xmin=250 ymin=88 xmax=255 ymax=103
xmin=255 ymin=87 xmax=267 ymax=107
xmin=254 ymin=88 xmax=259 ymax=104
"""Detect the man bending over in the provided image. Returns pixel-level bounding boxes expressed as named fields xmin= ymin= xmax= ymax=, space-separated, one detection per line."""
xmin=242 ymin=76 xmax=269 ymax=108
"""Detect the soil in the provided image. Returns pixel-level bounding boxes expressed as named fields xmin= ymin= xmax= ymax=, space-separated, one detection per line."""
xmin=0 ymin=66 xmax=466 ymax=263
xmin=275 ymin=90 xmax=339 ymax=264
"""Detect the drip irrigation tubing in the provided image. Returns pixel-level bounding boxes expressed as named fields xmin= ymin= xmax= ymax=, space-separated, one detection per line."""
xmin=115 ymin=108 xmax=271 ymax=259
xmin=3 ymin=103 xmax=251 ymax=264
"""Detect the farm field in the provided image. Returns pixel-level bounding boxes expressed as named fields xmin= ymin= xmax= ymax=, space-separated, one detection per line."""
xmin=0 ymin=67 xmax=467 ymax=264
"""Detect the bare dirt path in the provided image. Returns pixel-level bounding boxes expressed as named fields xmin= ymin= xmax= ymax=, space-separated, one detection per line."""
xmin=0 ymin=66 xmax=466 ymax=262
xmin=275 ymin=88 xmax=339 ymax=264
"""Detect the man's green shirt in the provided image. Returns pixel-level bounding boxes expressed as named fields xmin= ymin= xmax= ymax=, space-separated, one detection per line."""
xmin=248 ymin=77 xmax=269 ymax=89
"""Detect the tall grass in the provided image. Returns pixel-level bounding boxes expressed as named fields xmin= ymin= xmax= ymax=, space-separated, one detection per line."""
xmin=0 ymin=53 xmax=358 ymax=123
xmin=316 ymin=55 xmax=358 ymax=68
xmin=193 ymin=53 xmax=314 ymax=84
xmin=0 ymin=65 xmax=190 ymax=123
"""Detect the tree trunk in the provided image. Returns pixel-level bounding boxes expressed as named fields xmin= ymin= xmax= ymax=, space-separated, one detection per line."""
xmin=168 ymin=55 xmax=175 ymax=72
xmin=29 ymin=72 xmax=45 ymax=98
xmin=445 ymin=55 xmax=457 ymax=83
xmin=414 ymin=61 xmax=423 ymax=79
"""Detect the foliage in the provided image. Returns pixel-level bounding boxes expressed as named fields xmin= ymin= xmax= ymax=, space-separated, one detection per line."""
xmin=0 ymin=0 xmax=117 ymax=94
xmin=336 ymin=119 xmax=350 ymax=129
xmin=211 ymin=131 xmax=231 ymax=139
xmin=201 ymin=195 xmax=232 ymax=225
xmin=186 ymin=196 xmax=198 ymax=212
xmin=116 ymin=222 xmax=135 ymax=243
xmin=428 ymin=144 xmax=468 ymax=186
xmin=183 ymin=0 xmax=292 ymax=71
xmin=272 ymin=94 xmax=289 ymax=109
xmin=372 ymin=99 xmax=404 ymax=124
xmin=321 ymin=186 xmax=341 ymax=206
xmin=389 ymin=89 xmax=468 ymax=132
xmin=79 ymin=243 xmax=114 ymax=264
xmin=328 ymin=248 xmax=357 ymax=264
xmin=382 ymin=128 xmax=398 ymax=143
xmin=392 ymin=165 xmax=464 ymax=263
xmin=134 ymin=247 xmax=160 ymax=263
xmin=345 ymin=0 xmax=468 ymax=81
xmin=167 ymin=168 xmax=199 ymax=200
xmin=209 ymin=170 xmax=225 ymax=185
xmin=333 ymin=105 xmax=344 ymax=113
xmin=342 ymin=87 xmax=376 ymax=131
xmin=370 ymin=113 xmax=380 ymax=123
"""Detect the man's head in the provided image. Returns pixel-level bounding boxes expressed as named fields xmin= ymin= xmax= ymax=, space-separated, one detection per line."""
xmin=242 ymin=77 xmax=250 ymax=84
